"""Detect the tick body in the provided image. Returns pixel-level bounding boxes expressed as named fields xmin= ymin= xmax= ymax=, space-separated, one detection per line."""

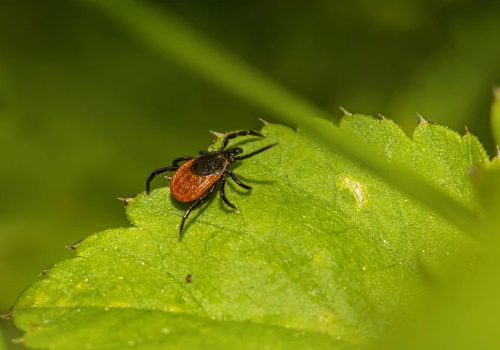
xmin=146 ymin=130 xmax=277 ymax=240
xmin=170 ymin=153 xmax=228 ymax=202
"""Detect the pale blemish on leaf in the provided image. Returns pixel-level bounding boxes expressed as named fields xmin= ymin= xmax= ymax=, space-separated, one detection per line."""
xmin=340 ymin=177 xmax=367 ymax=207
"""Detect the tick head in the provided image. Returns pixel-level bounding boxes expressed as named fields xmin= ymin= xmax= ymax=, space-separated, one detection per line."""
xmin=224 ymin=147 xmax=243 ymax=162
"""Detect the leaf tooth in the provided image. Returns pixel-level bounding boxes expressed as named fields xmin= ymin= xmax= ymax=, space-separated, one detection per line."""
xmin=39 ymin=265 xmax=53 ymax=276
xmin=118 ymin=196 xmax=136 ymax=206
xmin=0 ymin=311 xmax=12 ymax=320
xmin=258 ymin=117 xmax=271 ymax=125
xmin=416 ymin=112 xmax=436 ymax=125
xmin=338 ymin=106 xmax=352 ymax=116
xmin=209 ymin=130 xmax=225 ymax=139
xmin=66 ymin=237 xmax=84 ymax=250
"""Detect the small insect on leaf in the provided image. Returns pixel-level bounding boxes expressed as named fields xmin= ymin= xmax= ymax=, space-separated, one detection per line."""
xmin=145 ymin=130 xmax=277 ymax=240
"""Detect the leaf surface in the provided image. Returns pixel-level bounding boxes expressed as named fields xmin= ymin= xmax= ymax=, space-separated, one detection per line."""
xmin=11 ymin=117 xmax=490 ymax=349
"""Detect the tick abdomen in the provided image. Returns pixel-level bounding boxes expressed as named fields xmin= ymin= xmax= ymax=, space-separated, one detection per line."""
xmin=170 ymin=155 xmax=227 ymax=202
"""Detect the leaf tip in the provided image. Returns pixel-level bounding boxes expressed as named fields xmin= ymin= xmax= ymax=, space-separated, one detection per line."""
xmin=209 ymin=130 xmax=225 ymax=139
xmin=39 ymin=265 xmax=52 ymax=276
xmin=417 ymin=112 xmax=436 ymax=125
xmin=339 ymin=106 xmax=352 ymax=116
xmin=0 ymin=311 xmax=12 ymax=320
xmin=118 ymin=195 xmax=136 ymax=206
xmin=66 ymin=237 xmax=84 ymax=250
xmin=464 ymin=126 xmax=473 ymax=136
xmin=209 ymin=130 xmax=226 ymax=151
xmin=258 ymin=117 xmax=271 ymax=125
xmin=377 ymin=113 xmax=388 ymax=120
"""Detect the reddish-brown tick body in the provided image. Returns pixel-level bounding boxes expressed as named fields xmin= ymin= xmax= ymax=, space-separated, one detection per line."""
xmin=170 ymin=153 xmax=228 ymax=202
xmin=146 ymin=130 xmax=277 ymax=240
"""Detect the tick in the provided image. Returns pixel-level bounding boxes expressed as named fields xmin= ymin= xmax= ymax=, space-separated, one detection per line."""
xmin=146 ymin=130 xmax=277 ymax=240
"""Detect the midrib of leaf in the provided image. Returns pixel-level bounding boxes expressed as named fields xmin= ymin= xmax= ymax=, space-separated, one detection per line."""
xmin=86 ymin=0 xmax=479 ymax=236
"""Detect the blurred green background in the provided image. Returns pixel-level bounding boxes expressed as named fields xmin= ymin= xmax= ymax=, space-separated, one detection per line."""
xmin=1 ymin=0 xmax=499 ymax=348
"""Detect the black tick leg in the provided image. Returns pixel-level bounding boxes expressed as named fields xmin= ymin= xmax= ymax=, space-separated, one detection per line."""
xmin=146 ymin=166 xmax=177 ymax=194
xmin=219 ymin=130 xmax=264 ymax=151
xmin=219 ymin=174 xmax=238 ymax=210
xmin=172 ymin=156 xmax=194 ymax=167
xmin=226 ymin=170 xmax=252 ymax=190
xmin=179 ymin=183 xmax=218 ymax=241
xmin=234 ymin=142 xmax=278 ymax=161
xmin=146 ymin=156 xmax=194 ymax=194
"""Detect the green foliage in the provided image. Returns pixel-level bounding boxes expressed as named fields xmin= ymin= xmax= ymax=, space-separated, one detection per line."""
xmin=492 ymin=87 xmax=500 ymax=146
xmin=88 ymin=0 xmax=480 ymax=237
xmin=382 ymin=161 xmax=500 ymax=350
xmin=11 ymin=118 xmax=490 ymax=349
xmin=2 ymin=0 xmax=500 ymax=334
xmin=0 ymin=327 xmax=6 ymax=350
xmin=3 ymin=1 xmax=500 ymax=349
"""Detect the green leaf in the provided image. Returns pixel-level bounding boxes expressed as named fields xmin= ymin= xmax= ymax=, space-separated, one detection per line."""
xmin=85 ymin=0 xmax=479 ymax=236
xmin=382 ymin=162 xmax=500 ymax=350
xmin=492 ymin=87 xmax=500 ymax=147
xmin=11 ymin=117 xmax=490 ymax=349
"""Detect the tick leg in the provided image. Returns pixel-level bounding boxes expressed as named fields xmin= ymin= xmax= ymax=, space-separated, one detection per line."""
xmin=226 ymin=170 xmax=252 ymax=190
xmin=172 ymin=156 xmax=194 ymax=167
xmin=146 ymin=166 xmax=177 ymax=194
xmin=219 ymin=175 xmax=238 ymax=210
xmin=234 ymin=142 xmax=278 ymax=161
xmin=219 ymin=130 xmax=264 ymax=151
xmin=179 ymin=183 xmax=217 ymax=241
